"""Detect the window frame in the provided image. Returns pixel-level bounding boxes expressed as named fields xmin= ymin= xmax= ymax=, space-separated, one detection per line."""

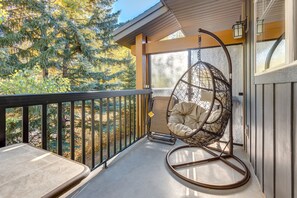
xmin=285 ymin=0 xmax=295 ymax=63
xmin=254 ymin=0 xmax=296 ymax=75
xmin=254 ymin=0 xmax=297 ymax=84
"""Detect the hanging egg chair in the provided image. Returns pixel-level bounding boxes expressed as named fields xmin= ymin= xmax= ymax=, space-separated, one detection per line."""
xmin=165 ymin=29 xmax=250 ymax=190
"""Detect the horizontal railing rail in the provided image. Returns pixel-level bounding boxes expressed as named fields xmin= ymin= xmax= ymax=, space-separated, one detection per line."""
xmin=0 ymin=89 xmax=151 ymax=170
xmin=0 ymin=90 xmax=150 ymax=108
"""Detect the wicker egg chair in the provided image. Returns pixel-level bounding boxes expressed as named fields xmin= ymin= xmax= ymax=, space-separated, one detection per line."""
xmin=165 ymin=29 xmax=250 ymax=190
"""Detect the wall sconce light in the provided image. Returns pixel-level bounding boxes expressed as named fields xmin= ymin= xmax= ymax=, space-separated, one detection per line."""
xmin=256 ymin=18 xmax=264 ymax=35
xmin=232 ymin=16 xmax=247 ymax=39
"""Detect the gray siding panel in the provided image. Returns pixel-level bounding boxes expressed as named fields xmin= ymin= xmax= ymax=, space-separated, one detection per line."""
xmin=251 ymin=83 xmax=256 ymax=168
xmin=275 ymin=83 xmax=292 ymax=198
xmin=256 ymin=85 xmax=263 ymax=188
xmin=293 ymin=83 xmax=297 ymax=197
xmin=263 ymin=84 xmax=274 ymax=198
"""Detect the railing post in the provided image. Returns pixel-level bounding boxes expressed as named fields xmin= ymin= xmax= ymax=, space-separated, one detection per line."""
xmin=42 ymin=104 xmax=47 ymax=150
xmin=129 ymin=96 xmax=132 ymax=145
xmin=0 ymin=107 xmax=6 ymax=147
xmin=81 ymin=100 xmax=86 ymax=164
xmin=140 ymin=95 xmax=144 ymax=137
xmin=91 ymin=99 xmax=95 ymax=168
xmin=124 ymin=96 xmax=127 ymax=147
xmin=119 ymin=96 xmax=122 ymax=150
xmin=57 ymin=102 xmax=63 ymax=155
xmin=136 ymin=95 xmax=140 ymax=139
xmin=113 ymin=97 xmax=116 ymax=154
xmin=70 ymin=101 xmax=75 ymax=160
xmin=145 ymin=94 xmax=149 ymax=135
xmin=22 ymin=106 xmax=29 ymax=143
xmin=107 ymin=98 xmax=110 ymax=159
xmin=99 ymin=99 xmax=103 ymax=163
xmin=142 ymin=95 xmax=145 ymax=137
xmin=133 ymin=95 xmax=136 ymax=142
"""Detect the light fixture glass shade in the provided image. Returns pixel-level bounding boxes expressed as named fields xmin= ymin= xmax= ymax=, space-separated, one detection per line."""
xmin=256 ymin=19 xmax=264 ymax=35
xmin=232 ymin=22 xmax=243 ymax=39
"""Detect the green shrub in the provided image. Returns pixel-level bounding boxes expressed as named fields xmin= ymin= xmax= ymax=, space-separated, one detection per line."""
xmin=0 ymin=67 xmax=71 ymax=95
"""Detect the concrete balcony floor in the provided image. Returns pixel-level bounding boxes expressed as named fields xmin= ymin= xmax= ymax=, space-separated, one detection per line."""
xmin=69 ymin=139 xmax=263 ymax=198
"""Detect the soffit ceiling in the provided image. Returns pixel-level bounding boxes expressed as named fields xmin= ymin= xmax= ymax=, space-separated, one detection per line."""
xmin=163 ymin=0 xmax=243 ymax=36
xmin=113 ymin=0 xmax=244 ymax=48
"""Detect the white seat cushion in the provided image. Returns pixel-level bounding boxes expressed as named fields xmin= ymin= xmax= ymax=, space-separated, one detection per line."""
xmin=168 ymin=102 xmax=206 ymax=137
xmin=168 ymin=102 xmax=224 ymax=137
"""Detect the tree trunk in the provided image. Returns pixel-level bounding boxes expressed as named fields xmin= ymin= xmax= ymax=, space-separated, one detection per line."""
xmin=62 ymin=41 xmax=70 ymax=77
xmin=43 ymin=68 xmax=48 ymax=77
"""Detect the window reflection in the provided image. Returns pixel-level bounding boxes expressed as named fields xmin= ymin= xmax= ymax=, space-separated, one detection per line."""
xmin=151 ymin=51 xmax=188 ymax=96
xmin=255 ymin=0 xmax=285 ymax=72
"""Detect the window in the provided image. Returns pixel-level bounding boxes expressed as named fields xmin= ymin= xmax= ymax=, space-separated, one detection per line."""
xmin=150 ymin=51 xmax=188 ymax=96
xmin=255 ymin=0 xmax=286 ymax=73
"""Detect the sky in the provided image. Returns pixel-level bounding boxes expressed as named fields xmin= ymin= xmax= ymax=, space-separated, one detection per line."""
xmin=112 ymin=0 xmax=160 ymax=23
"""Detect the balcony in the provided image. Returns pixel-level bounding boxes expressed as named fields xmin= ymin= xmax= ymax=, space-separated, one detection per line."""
xmin=1 ymin=0 xmax=296 ymax=197
xmin=0 ymin=90 xmax=263 ymax=197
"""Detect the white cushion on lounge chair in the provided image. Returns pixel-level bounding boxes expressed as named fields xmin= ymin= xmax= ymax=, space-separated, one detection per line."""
xmin=168 ymin=102 xmax=205 ymax=137
xmin=168 ymin=102 xmax=223 ymax=137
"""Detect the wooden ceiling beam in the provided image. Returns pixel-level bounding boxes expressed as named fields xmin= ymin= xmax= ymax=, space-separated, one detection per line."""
xmin=131 ymin=29 xmax=244 ymax=55
xmin=130 ymin=21 xmax=284 ymax=56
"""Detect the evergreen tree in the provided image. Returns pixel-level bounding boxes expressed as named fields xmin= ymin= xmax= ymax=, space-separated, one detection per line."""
xmin=59 ymin=0 xmax=127 ymax=91
xmin=121 ymin=52 xmax=136 ymax=89
xmin=1 ymin=0 xmax=66 ymax=77
xmin=83 ymin=0 xmax=125 ymax=90
xmin=0 ymin=0 xmax=126 ymax=92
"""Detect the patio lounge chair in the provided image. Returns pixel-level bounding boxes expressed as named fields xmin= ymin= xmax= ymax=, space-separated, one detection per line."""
xmin=165 ymin=29 xmax=250 ymax=189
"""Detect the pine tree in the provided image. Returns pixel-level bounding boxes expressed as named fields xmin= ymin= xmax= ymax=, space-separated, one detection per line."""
xmin=82 ymin=0 xmax=125 ymax=90
xmin=121 ymin=52 xmax=136 ymax=89
xmin=53 ymin=0 xmax=127 ymax=91
xmin=0 ymin=0 xmax=127 ymax=92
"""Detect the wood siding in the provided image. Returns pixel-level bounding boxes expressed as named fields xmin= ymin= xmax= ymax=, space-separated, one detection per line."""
xmin=274 ymin=83 xmax=292 ymax=198
xmin=263 ymin=84 xmax=274 ymax=198
xmin=248 ymin=82 xmax=295 ymax=198
xmin=256 ymin=85 xmax=264 ymax=188
xmin=250 ymin=78 xmax=256 ymax=168
xmin=245 ymin=0 xmax=297 ymax=197
xmin=293 ymin=83 xmax=297 ymax=197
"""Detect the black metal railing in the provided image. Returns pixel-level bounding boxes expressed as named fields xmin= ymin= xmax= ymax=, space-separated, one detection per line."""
xmin=0 ymin=89 xmax=151 ymax=170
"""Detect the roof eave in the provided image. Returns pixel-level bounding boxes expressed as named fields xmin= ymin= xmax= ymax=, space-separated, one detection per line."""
xmin=113 ymin=2 xmax=169 ymax=46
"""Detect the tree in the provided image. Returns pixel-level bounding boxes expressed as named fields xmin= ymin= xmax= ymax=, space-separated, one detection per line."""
xmin=0 ymin=0 xmax=139 ymax=161
xmin=0 ymin=0 xmax=66 ymax=77
xmin=0 ymin=0 xmax=7 ymax=24
xmin=121 ymin=52 xmax=136 ymax=89
xmin=0 ymin=67 xmax=71 ymax=94
xmin=0 ymin=0 xmax=126 ymax=92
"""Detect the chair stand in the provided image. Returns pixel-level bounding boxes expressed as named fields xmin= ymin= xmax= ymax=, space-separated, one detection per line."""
xmin=147 ymin=132 xmax=176 ymax=145
xmin=166 ymin=145 xmax=250 ymax=190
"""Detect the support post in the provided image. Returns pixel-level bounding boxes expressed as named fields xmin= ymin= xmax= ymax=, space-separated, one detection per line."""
xmin=135 ymin=33 xmax=147 ymax=89
xmin=135 ymin=34 xmax=148 ymax=138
